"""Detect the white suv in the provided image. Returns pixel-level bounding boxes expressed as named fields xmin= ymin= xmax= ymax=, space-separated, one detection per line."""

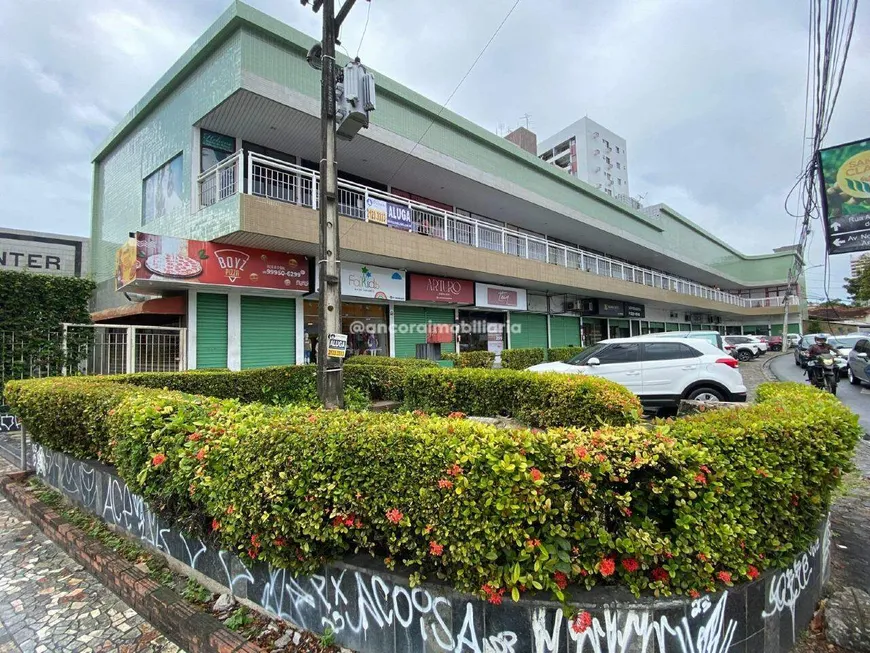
xmin=527 ymin=337 xmax=747 ymax=410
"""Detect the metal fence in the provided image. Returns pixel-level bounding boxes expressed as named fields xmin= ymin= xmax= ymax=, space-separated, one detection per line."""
xmin=0 ymin=324 xmax=186 ymax=471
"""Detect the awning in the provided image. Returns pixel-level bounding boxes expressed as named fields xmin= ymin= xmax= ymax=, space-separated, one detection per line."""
xmin=91 ymin=296 xmax=186 ymax=323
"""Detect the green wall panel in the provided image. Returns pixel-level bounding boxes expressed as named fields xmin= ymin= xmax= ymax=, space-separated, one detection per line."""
xmin=393 ymin=305 xmax=455 ymax=359
xmin=196 ymin=293 xmax=228 ymax=369
xmin=509 ymin=313 xmax=547 ymax=349
xmin=770 ymin=323 xmax=801 ymax=336
xmin=550 ymin=316 xmax=581 ymax=347
xmin=240 ymin=295 xmax=296 ymax=369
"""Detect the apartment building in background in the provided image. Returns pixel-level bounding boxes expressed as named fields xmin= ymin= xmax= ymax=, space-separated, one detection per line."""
xmin=851 ymin=253 xmax=870 ymax=278
xmin=88 ymin=1 xmax=805 ymax=371
xmin=538 ymin=117 xmax=629 ymax=199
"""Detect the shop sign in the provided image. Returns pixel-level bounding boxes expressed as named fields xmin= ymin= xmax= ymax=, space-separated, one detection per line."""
xmin=599 ymin=300 xmax=625 ymax=317
xmin=366 ymin=197 xmax=387 ymax=225
xmin=386 ymin=202 xmax=412 ymax=231
xmin=625 ymin=303 xmax=645 ymax=318
xmin=1 ymin=230 xmax=85 ymax=278
xmin=342 ymin=264 xmax=406 ymax=301
xmin=409 ymin=273 xmax=474 ymax=304
xmin=474 ymin=283 xmax=528 ymax=311
xmin=327 ymin=333 xmax=348 ymax=358
xmin=116 ymin=233 xmax=310 ymax=292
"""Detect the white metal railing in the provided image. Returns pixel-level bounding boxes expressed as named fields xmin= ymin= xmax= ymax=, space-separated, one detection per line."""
xmin=742 ymin=295 xmax=800 ymax=308
xmin=198 ymin=151 xmax=793 ymax=310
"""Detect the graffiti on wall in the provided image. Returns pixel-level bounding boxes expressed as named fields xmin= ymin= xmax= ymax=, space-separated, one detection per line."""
xmin=34 ymin=445 xmax=830 ymax=653
xmin=0 ymin=413 xmax=20 ymax=432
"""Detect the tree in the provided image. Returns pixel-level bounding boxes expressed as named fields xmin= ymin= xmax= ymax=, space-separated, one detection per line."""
xmin=806 ymin=318 xmax=823 ymax=334
xmin=846 ymin=266 xmax=870 ymax=304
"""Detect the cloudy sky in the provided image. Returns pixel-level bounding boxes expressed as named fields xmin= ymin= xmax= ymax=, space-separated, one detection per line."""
xmin=1 ymin=0 xmax=867 ymax=300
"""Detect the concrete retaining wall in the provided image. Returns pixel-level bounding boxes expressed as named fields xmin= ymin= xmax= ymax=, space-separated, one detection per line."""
xmin=34 ymin=444 xmax=831 ymax=653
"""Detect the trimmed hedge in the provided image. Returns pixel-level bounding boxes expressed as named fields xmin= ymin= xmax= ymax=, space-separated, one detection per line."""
xmin=6 ymin=377 xmax=859 ymax=601
xmin=442 ymin=351 xmax=496 ymax=368
xmin=343 ymin=357 xmax=437 ymax=368
xmin=501 ymin=347 xmax=586 ymax=370
xmin=403 ymin=368 xmax=642 ymax=429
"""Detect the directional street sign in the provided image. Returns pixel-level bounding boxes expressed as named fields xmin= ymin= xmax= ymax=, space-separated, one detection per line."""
xmin=818 ymin=137 xmax=870 ymax=255
xmin=829 ymin=230 xmax=870 ymax=255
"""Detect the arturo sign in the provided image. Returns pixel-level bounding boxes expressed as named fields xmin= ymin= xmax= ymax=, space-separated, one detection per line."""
xmin=408 ymin=274 xmax=474 ymax=304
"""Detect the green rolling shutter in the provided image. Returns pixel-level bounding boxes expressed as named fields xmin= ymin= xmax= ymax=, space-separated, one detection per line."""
xmin=240 ymin=296 xmax=296 ymax=369
xmin=665 ymin=323 xmax=680 ymax=331
xmin=196 ymin=293 xmax=228 ymax=369
xmin=509 ymin=312 xmax=547 ymax=349
xmin=393 ymin=305 xmax=455 ymax=358
xmin=550 ymin=316 xmax=581 ymax=347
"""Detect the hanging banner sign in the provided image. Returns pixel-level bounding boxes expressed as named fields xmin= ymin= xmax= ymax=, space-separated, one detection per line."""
xmin=386 ymin=202 xmax=413 ymax=231
xmin=327 ymin=333 xmax=348 ymax=359
xmin=366 ymin=197 xmax=387 ymax=225
xmin=818 ymin=137 xmax=870 ymax=255
xmin=474 ymin=283 xmax=528 ymax=310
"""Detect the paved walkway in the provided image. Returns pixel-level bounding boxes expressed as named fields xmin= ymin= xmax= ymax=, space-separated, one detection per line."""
xmin=0 ymin=460 xmax=182 ymax=653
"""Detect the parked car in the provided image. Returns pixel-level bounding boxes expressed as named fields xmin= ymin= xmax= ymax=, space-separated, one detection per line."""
xmin=846 ymin=336 xmax=870 ymax=386
xmin=786 ymin=333 xmax=802 ymax=348
xmin=794 ymin=333 xmax=848 ymax=375
xmin=768 ymin=335 xmax=784 ymax=351
xmin=723 ymin=336 xmax=761 ymax=362
xmin=526 ymin=336 xmax=747 ymax=410
xmin=641 ymin=330 xmax=725 ymax=352
xmin=744 ymin=335 xmax=769 ymax=353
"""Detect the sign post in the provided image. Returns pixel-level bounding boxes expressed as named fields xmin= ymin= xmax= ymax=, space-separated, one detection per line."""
xmin=327 ymin=333 xmax=348 ymax=359
xmin=818 ymin=137 xmax=870 ymax=255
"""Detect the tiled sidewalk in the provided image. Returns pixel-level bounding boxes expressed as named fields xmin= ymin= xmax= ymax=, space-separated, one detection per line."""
xmin=0 ymin=460 xmax=182 ymax=653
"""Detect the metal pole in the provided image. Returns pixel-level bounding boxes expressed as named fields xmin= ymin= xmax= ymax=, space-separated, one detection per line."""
xmin=19 ymin=423 xmax=26 ymax=471
xmin=316 ymin=0 xmax=344 ymax=408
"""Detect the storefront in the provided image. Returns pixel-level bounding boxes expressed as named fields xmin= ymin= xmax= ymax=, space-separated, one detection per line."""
xmin=305 ymin=263 xmax=405 ymax=361
xmin=459 ymin=283 xmax=528 ymax=361
xmin=116 ymin=233 xmax=310 ymax=371
xmin=394 ymin=273 xmax=473 ymax=359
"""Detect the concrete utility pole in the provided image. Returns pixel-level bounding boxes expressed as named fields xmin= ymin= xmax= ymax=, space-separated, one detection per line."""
xmin=302 ymin=0 xmax=360 ymax=408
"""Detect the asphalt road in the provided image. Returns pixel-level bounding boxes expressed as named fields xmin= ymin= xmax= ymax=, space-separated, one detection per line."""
xmin=771 ymin=352 xmax=870 ymax=435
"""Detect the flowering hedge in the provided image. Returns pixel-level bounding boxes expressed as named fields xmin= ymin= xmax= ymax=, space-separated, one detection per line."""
xmin=500 ymin=347 xmax=586 ymax=370
xmin=403 ymin=367 xmax=642 ymax=429
xmin=442 ymin=351 xmax=496 ymax=368
xmin=3 ymin=378 xmax=860 ymax=603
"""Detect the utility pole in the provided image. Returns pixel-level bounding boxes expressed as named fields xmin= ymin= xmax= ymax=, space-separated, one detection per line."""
xmin=303 ymin=0 xmax=370 ymax=408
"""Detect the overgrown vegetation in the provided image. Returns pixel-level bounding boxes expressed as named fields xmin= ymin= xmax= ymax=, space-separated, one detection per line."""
xmin=6 ymin=377 xmax=859 ymax=602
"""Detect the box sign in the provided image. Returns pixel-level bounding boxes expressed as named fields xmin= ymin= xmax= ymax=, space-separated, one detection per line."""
xmin=625 ymin=303 xmax=645 ymax=318
xmin=327 ymin=333 xmax=348 ymax=358
xmin=0 ymin=231 xmax=85 ymax=277
xmin=387 ymin=202 xmax=412 ymax=231
xmin=366 ymin=198 xmax=388 ymax=225
xmin=581 ymin=298 xmax=625 ymax=317
xmin=341 ymin=264 xmax=406 ymax=301
xmin=409 ymin=274 xmax=474 ymax=304
xmin=818 ymin=137 xmax=870 ymax=254
xmin=116 ymin=233 xmax=310 ymax=292
xmin=475 ymin=283 xmax=528 ymax=311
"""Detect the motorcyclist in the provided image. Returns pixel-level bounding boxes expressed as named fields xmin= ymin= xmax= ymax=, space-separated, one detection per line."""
xmin=807 ymin=334 xmax=835 ymax=384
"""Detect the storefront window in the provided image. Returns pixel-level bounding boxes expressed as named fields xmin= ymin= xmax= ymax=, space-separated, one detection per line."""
xmin=457 ymin=310 xmax=505 ymax=354
xmin=609 ymin=319 xmax=631 ymax=339
xmin=303 ymin=300 xmax=389 ymax=362
xmin=581 ymin=318 xmax=606 ymax=346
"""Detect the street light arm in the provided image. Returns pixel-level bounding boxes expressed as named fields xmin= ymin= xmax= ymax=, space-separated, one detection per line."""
xmin=334 ymin=0 xmax=358 ymax=33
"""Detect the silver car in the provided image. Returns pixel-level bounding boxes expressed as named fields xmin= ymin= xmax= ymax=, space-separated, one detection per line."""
xmin=846 ymin=336 xmax=870 ymax=386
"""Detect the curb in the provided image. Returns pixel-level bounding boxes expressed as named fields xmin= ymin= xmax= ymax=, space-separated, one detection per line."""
xmin=762 ymin=351 xmax=790 ymax=382
xmin=0 ymin=472 xmax=262 ymax=653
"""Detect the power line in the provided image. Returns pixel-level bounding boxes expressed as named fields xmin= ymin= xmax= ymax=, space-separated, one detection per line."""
xmin=386 ymin=0 xmax=522 ymax=186
xmin=355 ymin=0 xmax=372 ymax=58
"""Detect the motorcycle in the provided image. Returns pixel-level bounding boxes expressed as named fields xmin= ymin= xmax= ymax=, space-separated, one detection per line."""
xmin=806 ymin=353 xmax=839 ymax=395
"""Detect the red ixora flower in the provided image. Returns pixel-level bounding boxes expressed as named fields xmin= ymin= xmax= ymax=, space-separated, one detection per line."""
xmin=553 ymin=572 xmax=568 ymax=590
xmin=188 ymin=432 xmax=202 ymax=442
xmin=447 ymin=411 xmax=467 ymax=419
xmin=621 ymin=558 xmax=639 ymax=573
xmin=273 ymin=537 xmax=286 ymax=547
xmin=211 ymin=518 xmax=221 ymax=532
xmin=700 ymin=465 xmax=712 ymax=474
xmin=572 ymin=611 xmax=593 ymax=634
xmin=574 ymin=446 xmax=588 ymax=458
xmin=747 ymin=566 xmax=760 ymax=580
xmin=196 ymin=448 xmax=206 ymax=461
xmin=438 ymin=479 xmax=454 ymax=490
xmin=447 ymin=464 xmax=463 ymax=477
xmin=526 ymin=538 xmax=541 ymax=548
xmin=250 ymin=534 xmax=261 ymax=548
xmin=429 ymin=541 xmax=444 ymax=556
xmin=530 ymin=468 xmax=543 ymax=482
xmin=694 ymin=473 xmax=707 ymax=485
xmin=716 ymin=571 xmax=732 ymax=584
xmin=386 ymin=508 xmax=404 ymax=524
xmin=688 ymin=589 xmax=701 ymax=599
xmin=651 ymin=567 xmax=670 ymax=583
xmin=599 ymin=557 xmax=616 ymax=577
xmin=307 ymin=414 xmax=317 ymax=423
xmin=481 ymin=584 xmax=505 ymax=605
xmin=151 ymin=453 xmax=167 ymax=467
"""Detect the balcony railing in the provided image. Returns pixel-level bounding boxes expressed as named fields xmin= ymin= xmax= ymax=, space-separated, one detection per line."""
xmin=196 ymin=151 xmax=799 ymax=310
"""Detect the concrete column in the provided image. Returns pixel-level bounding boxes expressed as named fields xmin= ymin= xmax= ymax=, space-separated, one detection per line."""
xmin=388 ymin=302 xmax=396 ymax=357
xmin=296 ymin=296 xmax=305 ymax=365
xmin=187 ymin=291 xmax=197 ymax=369
xmin=227 ymin=291 xmax=241 ymax=371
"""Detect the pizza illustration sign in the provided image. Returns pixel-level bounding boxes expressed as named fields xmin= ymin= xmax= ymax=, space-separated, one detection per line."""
xmin=117 ymin=233 xmax=310 ymax=292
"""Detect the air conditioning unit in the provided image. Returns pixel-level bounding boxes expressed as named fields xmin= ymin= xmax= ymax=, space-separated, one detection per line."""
xmin=564 ymin=301 xmax=584 ymax=313
xmin=669 ymin=311 xmax=679 ymax=320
